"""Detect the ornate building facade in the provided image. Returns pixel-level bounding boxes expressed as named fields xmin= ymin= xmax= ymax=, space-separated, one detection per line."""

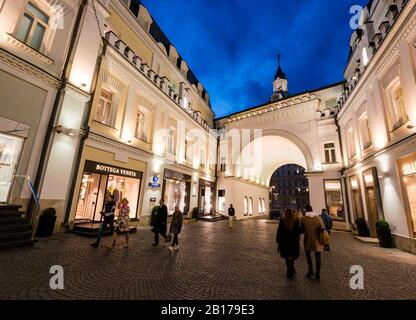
xmin=336 ymin=0 xmax=416 ymax=253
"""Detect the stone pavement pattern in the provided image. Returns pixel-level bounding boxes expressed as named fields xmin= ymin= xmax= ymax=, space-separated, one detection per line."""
xmin=0 ymin=219 xmax=415 ymax=300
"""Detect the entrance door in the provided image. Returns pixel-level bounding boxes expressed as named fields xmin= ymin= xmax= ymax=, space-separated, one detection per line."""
xmin=76 ymin=173 xmax=101 ymax=221
xmin=366 ymin=187 xmax=379 ymax=237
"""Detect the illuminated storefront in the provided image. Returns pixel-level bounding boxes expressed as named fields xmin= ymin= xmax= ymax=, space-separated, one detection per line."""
xmin=0 ymin=132 xmax=24 ymax=203
xmin=198 ymin=179 xmax=215 ymax=215
xmin=75 ymin=160 xmax=143 ymax=222
xmin=162 ymin=169 xmax=191 ymax=215
xmin=323 ymin=180 xmax=344 ymax=220
xmin=398 ymin=154 xmax=416 ymax=237
xmin=363 ymin=167 xmax=384 ymax=237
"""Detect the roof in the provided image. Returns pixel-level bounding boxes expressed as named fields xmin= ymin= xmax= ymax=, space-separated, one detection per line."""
xmin=128 ymin=0 xmax=211 ymax=108
xmin=215 ymin=81 xmax=345 ymax=121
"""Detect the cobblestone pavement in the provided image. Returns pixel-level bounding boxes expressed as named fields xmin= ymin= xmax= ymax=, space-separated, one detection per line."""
xmin=0 ymin=219 xmax=415 ymax=300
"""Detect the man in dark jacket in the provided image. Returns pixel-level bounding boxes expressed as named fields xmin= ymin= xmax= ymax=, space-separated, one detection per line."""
xmin=153 ymin=199 xmax=169 ymax=246
xmin=228 ymin=204 xmax=236 ymax=229
xmin=91 ymin=195 xmax=116 ymax=248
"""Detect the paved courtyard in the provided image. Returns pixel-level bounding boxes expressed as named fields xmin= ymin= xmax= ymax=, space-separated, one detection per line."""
xmin=0 ymin=219 xmax=415 ymax=300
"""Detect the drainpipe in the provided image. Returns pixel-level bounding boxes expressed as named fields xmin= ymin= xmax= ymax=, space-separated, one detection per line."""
xmin=335 ymin=116 xmax=353 ymax=226
xmin=27 ymin=0 xmax=89 ymax=223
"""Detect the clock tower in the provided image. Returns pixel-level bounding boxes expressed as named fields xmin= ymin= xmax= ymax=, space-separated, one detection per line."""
xmin=271 ymin=53 xmax=289 ymax=102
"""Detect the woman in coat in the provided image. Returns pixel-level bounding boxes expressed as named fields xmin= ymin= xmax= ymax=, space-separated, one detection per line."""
xmin=301 ymin=205 xmax=325 ymax=281
xmin=276 ymin=208 xmax=302 ymax=279
xmin=108 ymin=198 xmax=130 ymax=249
xmin=169 ymin=205 xmax=183 ymax=252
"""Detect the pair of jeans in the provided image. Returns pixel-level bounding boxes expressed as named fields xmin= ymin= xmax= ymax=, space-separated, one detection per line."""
xmin=228 ymin=216 xmax=234 ymax=228
xmin=305 ymin=251 xmax=321 ymax=276
xmin=171 ymin=233 xmax=179 ymax=247
xmin=96 ymin=215 xmax=114 ymax=245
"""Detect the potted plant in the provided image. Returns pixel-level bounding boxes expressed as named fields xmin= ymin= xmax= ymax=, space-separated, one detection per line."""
xmin=36 ymin=208 xmax=57 ymax=237
xmin=355 ymin=218 xmax=370 ymax=237
xmin=192 ymin=207 xmax=199 ymax=220
xmin=376 ymin=220 xmax=394 ymax=248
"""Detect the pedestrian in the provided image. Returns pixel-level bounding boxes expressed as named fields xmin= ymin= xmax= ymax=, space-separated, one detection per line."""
xmin=152 ymin=199 xmax=169 ymax=246
xmin=276 ymin=208 xmax=302 ymax=279
xmin=91 ymin=194 xmax=116 ymax=248
xmin=228 ymin=204 xmax=236 ymax=229
xmin=108 ymin=197 xmax=130 ymax=249
xmin=320 ymin=208 xmax=333 ymax=251
xmin=168 ymin=205 xmax=183 ymax=252
xmin=301 ymin=205 xmax=325 ymax=281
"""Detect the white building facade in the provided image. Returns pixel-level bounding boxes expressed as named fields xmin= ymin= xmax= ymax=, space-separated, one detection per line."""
xmin=336 ymin=0 xmax=416 ymax=253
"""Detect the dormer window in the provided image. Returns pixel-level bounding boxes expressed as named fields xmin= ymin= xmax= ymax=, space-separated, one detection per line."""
xmin=15 ymin=2 xmax=49 ymax=51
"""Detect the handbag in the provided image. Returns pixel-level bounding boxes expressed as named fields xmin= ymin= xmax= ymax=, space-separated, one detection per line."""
xmin=319 ymin=230 xmax=330 ymax=246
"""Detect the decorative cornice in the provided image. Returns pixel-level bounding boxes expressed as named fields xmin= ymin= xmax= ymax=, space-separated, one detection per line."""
xmin=0 ymin=47 xmax=60 ymax=88
xmin=66 ymin=83 xmax=91 ymax=102
xmin=4 ymin=34 xmax=54 ymax=66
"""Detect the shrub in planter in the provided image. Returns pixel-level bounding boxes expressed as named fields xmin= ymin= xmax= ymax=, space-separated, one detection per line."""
xmin=192 ymin=207 xmax=199 ymax=220
xmin=376 ymin=220 xmax=394 ymax=248
xmin=36 ymin=208 xmax=57 ymax=237
xmin=355 ymin=218 xmax=370 ymax=237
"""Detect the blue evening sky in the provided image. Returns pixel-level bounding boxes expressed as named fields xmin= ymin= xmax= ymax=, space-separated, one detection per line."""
xmin=142 ymin=0 xmax=368 ymax=118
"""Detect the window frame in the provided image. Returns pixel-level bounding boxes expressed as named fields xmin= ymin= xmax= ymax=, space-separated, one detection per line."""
xmin=387 ymin=80 xmax=408 ymax=131
xmin=14 ymin=1 xmax=50 ymax=52
xmin=359 ymin=112 xmax=372 ymax=150
xmin=323 ymin=142 xmax=337 ymax=164
xmin=96 ymin=89 xmax=114 ymax=126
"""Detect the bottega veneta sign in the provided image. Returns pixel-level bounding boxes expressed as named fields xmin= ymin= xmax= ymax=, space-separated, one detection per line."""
xmin=84 ymin=160 xmax=143 ymax=179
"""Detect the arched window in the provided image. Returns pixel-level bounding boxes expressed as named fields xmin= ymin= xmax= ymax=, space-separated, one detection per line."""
xmin=262 ymin=198 xmax=266 ymax=214
xmin=244 ymin=197 xmax=248 ymax=216
xmin=258 ymin=198 xmax=262 ymax=214
xmin=249 ymin=197 xmax=253 ymax=216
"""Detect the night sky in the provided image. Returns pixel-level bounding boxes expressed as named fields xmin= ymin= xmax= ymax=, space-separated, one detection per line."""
xmin=142 ymin=0 xmax=368 ymax=118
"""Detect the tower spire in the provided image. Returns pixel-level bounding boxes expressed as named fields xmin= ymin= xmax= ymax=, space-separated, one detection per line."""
xmin=274 ymin=52 xmax=286 ymax=80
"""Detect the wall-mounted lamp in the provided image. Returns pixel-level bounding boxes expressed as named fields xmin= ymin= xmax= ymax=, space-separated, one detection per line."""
xmin=53 ymin=125 xmax=81 ymax=137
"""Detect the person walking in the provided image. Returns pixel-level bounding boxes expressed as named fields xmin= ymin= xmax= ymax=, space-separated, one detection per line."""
xmin=276 ymin=208 xmax=302 ymax=279
xmin=228 ymin=204 xmax=236 ymax=229
xmin=108 ymin=198 xmax=130 ymax=249
xmin=301 ymin=205 xmax=325 ymax=281
xmin=153 ymin=199 xmax=169 ymax=246
xmin=168 ymin=205 xmax=183 ymax=252
xmin=320 ymin=209 xmax=333 ymax=251
xmin=91 ymin=195 xmax=116 ymax=248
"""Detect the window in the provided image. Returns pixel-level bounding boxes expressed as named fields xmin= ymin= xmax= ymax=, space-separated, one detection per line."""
xmin=220 ymin=157 xmax=226 ymax=172
xmin=167 ymin=129 xmax=175 ymax=154
xmin=389 ymin=82 xmax=408 ymax=130
xmin=249 ymin=197 xmax=253 ymax=215
xmin=135 ymin=111 xmax=148 ymax=142
xmin=244 ymin=197 xmax=248 ymax=216
xmin=185 ymin=138 xmax=193 ymax=161
xmin=96 ymin=89 xmax=113 ymax=125
xmin=258 ymin=198 xmax=262 ymax=214
xmin=15 ymin=2 xmax=49 ymax=51
xmin=362 ymin=47 xmax=369 ymax=66
xmin=262 ymin=198 xmax=266 ymax=214
xmin=359 ymin=113 xmax=372 ymax=149
xmin=324 ymin=143 xmax=337 ymax=163
xmin=347 ymin=129 xmax=356 ymax=159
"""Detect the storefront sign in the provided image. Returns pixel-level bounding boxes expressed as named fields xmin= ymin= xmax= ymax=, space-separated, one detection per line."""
xmin=84 ymin=160 xmax=143 ymax=179
xmin=149 ymin=175 xmax=161 ymax=188
xmin=325 ymin=181 xmax=341 ymax=191
xmin=150 ymin=197 xmax=157 ymax=202
xmin=403 ymin=162 xmax=416 ymax=176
